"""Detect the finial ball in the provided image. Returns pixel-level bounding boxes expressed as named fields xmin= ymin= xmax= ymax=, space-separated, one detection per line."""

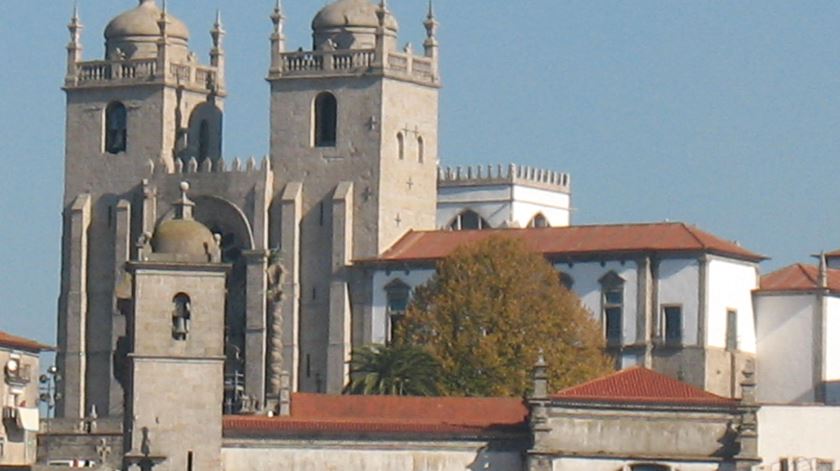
xmin=180 ymin=181 xmax=190 ymax=193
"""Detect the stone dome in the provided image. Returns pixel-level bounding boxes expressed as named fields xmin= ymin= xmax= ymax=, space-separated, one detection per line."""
xmin=105 ymin=0 xmax=190 ymax=41
xmin=151 ymin=219 xmax=216 ymax=257
xmin=312 ymin=0 xmax=398 ymax=32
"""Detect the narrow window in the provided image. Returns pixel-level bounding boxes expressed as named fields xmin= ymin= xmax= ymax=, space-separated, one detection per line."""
xmin=397 ymin=132 xmax=405 ymax=160
xmin=385 ymin=279 xmax=411 ymax=342
xmin=187 ymin=451 xmax=194 ymax=471
xmin=528 ymin=213 xmax=550 ymax=228
xmin=448 ymin=210 xmax=490 ymax=231
xmin=417 ymin=136 xmax=425 ymax=163
xmin=105 ymin=102 xmax=127 ymax=154
xmin=313 ymin=92 xmax=337 ymax=147
xmin=172 ymin=294 xmax=191 ymax=341
xmin=726 ymin=310 xmax=738 ymax=351
xmin=197 ymin=120 xmax=210 ymax=163
xmin=662 ymin=306 xmax=683 ymax=345
xmin=600 ymin=272 xmax=624 ymax=346
xmin=306 ymin=354 xmax=312 ymax=378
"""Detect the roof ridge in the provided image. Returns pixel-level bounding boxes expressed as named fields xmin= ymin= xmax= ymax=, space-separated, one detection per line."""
xmin=680 ymin=223 xmax=710 ymax=250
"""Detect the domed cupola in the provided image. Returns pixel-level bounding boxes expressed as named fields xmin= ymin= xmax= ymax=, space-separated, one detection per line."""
xmin=312 ymin=0 xmax=398 ymax=51
xmin=104 ymin=0 xmax=190 ymax=61
xmin=150 ymin=182 xmax=221 ymax=263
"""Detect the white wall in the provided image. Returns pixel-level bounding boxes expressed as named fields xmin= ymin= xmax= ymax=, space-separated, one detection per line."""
xmin=370 ymin=268 xmax=435 ymax=344
xmin=555 ymin=260 xmax=639 ymax=343
xmin=706 ymin=259 xmax=758 ymax=353
xmin=223 ymin=443 xmax=523 ymax=471
xmin=753 ymin=294 xmax=816 ymax=404
xmin=658 ymin=258 xmax=701 ymax=346
xmin=436 ymin=184 xmax=570 ymax=229
xmin=824 ymin=296 xmax=840 ymax=404
xmin=758 ymin=405 xmax=840 ymax=467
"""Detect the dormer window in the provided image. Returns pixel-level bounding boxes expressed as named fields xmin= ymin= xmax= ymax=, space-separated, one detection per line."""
xmin=105 ymin=102 xmax=127 ymax=154
xmin=448 ymin=210 xmax=490 ymax=231
xmin=172 ymin=293 xmax=192 ymax=341
xmin=313 ymin=92 xmax=337 ymax=147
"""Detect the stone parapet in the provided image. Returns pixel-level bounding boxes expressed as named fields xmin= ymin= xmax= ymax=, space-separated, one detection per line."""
xmin=269 ymin=49 xmax=438 ymax=86
xmin=438 ymin=164 xmax=571 ymax=193
xmin=66 ymin=58 xmax=220 ymax=94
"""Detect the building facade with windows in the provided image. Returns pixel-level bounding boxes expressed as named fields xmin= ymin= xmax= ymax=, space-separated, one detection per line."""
xmin=0 ymin=331 xmax=49 ymax=468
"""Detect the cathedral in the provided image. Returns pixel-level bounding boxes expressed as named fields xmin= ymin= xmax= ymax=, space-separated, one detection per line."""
xmin=19 ymin=0 xmax=837 ymax=469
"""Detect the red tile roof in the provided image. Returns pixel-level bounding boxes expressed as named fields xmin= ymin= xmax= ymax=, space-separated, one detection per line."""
xmin=224 ymin=393 xmax=528 ymax=438
xmin=365 ymin=222 xmax=763 ymax=264
xmin=0 ymin=330 xmax=52 ymax=352
xmin=551 ymin=367 xmax=736 ymax=406
xmin=758 ymin=263 xmax=840 ymax=293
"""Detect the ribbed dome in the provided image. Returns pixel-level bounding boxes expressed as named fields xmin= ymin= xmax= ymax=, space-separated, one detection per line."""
xmin=312 ymin=0 xmax=398 ymax=32
xmin=151 ymin=219 xmax=216 ymax=257
xmin=105 ymin=0 xmax=189 ymax=41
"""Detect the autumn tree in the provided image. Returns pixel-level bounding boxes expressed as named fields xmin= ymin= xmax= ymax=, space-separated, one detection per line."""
xmin=397 ymin=236 xmax=613 ymax=397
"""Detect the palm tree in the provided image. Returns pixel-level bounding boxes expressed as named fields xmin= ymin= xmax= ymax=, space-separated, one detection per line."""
xmin=344 ymin=344 xmax=441 ymax=396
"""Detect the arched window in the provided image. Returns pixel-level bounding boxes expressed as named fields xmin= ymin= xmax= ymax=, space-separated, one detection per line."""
xmin=599 ymin=271 xmax=624 ymax=346
xmin=448 ymin=210 xmax=490 ymax=231
xmin=105 ymin=102 xmax=127 ymax=154
xmin=313 ymin=92 xmax=337 ymax=147
xmin=198 ymin=120 xmax=210 ymax=163
xmin=397 ymin=132 xmax=405 ymax=160
xmin=172 ymin=293 xmax=192 ymax=341
xmin=528 ymin=213 xmax=550 ymax=228
xmin=417 ymin=136 xmax=425 ymax=163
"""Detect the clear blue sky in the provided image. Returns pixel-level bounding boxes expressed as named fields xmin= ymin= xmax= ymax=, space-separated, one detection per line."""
xmin=3 ymin=0 xmax=840 ymax=344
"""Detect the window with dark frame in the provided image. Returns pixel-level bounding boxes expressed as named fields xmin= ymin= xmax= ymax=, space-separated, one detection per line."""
xmin=600 ymin=272 xmax=624 ymax=346
xmin=663 ymin=306 xmax=683 ymax=345
xmin=385 ymin=279 xmax=411 ymax=342
xmin=172 ymin=293 xmax=192 ymax=341
xmin=449 ymin=210 xmax=489 ymax=231
xmin=313 ymin=92 xmax=337 ymax=147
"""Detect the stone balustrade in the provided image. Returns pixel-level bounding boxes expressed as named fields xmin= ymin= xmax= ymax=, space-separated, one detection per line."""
xmin=71 ymin=58 xmax=218 ymax=91
xmin=273 ymin=49 xmax=437 ymax=83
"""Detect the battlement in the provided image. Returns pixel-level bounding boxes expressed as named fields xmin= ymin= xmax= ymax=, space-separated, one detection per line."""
xmin=269 ymin=48 xmax=437 ymax=85
xmin=150 ymin=156 xmax=271 ymax=175
xmin=66 ymin=58 xmax=219 ymax=93
xmin=437 ymin=164 xmax=571 ymax=193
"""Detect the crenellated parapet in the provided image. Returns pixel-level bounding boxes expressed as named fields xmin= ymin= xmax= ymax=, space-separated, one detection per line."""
xmin=148 ymin=156 xmax=272 ymax=176
xmin=437 ymin=164 xmax=571 ymax=193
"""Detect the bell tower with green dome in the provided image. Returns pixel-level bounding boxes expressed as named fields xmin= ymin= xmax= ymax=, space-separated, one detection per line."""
xmin=268 ymin=0 xmax=441 ymax=393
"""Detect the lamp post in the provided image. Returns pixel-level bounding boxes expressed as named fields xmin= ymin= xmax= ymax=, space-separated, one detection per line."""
xmin=39 ymin=366 xmax=61 ymax=419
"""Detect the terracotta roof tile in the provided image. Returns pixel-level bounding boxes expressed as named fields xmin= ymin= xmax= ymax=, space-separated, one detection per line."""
xmin=758 ymin=263 xmax=840 ymax=293
xmin=551 ymin=367 xmax=736 ymax=406
xmin=0 ymin=330 xmax=52 ymax=352
xmin=365 ymin=222 xmax=763 ymax=264
xmin=224 ymin=393 xmax=528 ymax=437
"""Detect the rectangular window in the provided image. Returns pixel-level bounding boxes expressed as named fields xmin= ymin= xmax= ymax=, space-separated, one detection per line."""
xmin=0 ymin=437 xmax=5 ymax=457
xmin=663 ymin=306 xmax=683 ymax=345
xmin=603 ymin=287 xmax=623 ymax=345
xmin=726 ymin=310 xmax=738 ymax=351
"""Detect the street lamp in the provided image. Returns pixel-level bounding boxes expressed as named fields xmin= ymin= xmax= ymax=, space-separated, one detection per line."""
xmin=39 ymin=366 xmax=62 ymax=418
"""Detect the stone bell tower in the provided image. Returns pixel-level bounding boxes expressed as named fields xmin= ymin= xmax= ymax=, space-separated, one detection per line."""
xmin=123 ymin=183 xmax=227 ymax=471
xmin=267 ymin=0 xmax=442 ymax=392
xmin=57 ymin=0 xmax=226 ymax=419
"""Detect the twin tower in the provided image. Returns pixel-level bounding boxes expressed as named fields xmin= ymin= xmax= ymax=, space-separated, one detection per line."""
xmin=57 ymin=0 xmax=441 ymax=421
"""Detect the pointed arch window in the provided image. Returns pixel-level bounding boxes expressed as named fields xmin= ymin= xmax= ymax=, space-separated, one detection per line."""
xmin=385 ymin=279 xmax=411 ymax=342
xmin=105 ymin=102 xmax=127 ymax=154
xmin=417 ymin=136 xmax=425 ymax=163
xmin=397 ymin=132 xmax=405 ymax=160
xmin=172 ymin=293 xmax=192 ymax=341
xmin=448 ymin=210 xmax=490 ymax=231
xmin=599 ymin=271 xmax=624 ymax=346
xmin=313 ymin=92 xmax=337 ymax=147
